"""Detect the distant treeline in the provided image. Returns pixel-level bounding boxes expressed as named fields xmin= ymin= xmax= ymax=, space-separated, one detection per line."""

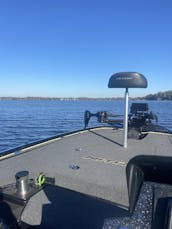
xmin=0 ymin=91 xmax=172 ymax=100
xmin=142 ymin=90 xmax=172 ymax=100
xmin=0 ymin=97 xmax=123 ymax=101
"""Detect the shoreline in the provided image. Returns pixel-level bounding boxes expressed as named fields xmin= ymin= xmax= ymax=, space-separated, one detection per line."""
xmin=0 ymin=97 xmax=171 ymax=101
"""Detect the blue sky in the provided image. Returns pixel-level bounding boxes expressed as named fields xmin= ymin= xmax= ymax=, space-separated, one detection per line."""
xmin=0 ymin=0 xmax=172 ymax=97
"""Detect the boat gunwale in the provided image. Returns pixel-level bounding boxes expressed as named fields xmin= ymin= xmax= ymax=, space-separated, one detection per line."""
xmin=0 ymin=126 xmax=115 ymax=161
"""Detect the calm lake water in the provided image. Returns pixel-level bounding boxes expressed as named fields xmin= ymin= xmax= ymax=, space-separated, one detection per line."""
xmin=0 ymin=100 xmax=172 ymax=153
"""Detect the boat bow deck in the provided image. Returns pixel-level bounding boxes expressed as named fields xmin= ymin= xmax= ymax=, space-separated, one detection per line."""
xmin=0 ymin=126 xmax=172 ymax=208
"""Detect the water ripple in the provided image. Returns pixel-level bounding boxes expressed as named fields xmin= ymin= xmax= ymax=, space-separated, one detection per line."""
xmin=0 ymin=100 xmax=172 ymax=153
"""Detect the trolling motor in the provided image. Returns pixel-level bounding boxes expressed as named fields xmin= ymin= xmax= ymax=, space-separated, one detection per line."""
xmin=84 ymin=110 xmax=123 ymax=128
xmin=84 ymin=102 xmax=158 ymax=139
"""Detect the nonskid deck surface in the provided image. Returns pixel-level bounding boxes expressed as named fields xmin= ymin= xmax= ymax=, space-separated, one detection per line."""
xmin=0 ymin=127 xmax=172 ymax=208
xmin=20 ymin=182 xmax=153 ymax=228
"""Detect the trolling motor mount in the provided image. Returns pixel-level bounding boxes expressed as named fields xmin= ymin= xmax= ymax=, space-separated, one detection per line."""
xmin=127 ymin=103 xmax=158 ymax=139
xmin=128 ymin=103 xmax=158 ymax=128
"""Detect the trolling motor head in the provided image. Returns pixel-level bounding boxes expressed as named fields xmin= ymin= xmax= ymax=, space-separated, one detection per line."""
xmin=84 ymin=110 xmax=110 ymax=128
xmin=108 ymin=72 xmax=148 ymax=148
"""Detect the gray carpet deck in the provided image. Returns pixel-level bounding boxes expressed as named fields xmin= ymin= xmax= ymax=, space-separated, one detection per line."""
xmin=0 ymin=127 xmax=172 ymax=208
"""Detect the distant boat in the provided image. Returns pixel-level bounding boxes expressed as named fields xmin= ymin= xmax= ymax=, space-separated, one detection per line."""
xmin=0 ymin=72 xmax=172 ymax=229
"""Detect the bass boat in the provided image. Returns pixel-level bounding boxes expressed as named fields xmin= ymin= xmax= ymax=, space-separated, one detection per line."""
xmin=0 ymin=72 xmax=172 ymax=229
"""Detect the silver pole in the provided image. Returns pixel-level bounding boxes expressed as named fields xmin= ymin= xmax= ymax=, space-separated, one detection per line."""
xmin=124 ymin=88 xmax=129 ymax=148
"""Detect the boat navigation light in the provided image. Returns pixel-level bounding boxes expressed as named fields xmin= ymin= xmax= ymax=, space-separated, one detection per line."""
xmin=108 ymin=72 xmax=147 ymax=148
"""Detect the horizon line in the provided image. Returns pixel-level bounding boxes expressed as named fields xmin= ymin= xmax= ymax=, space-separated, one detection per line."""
xmin=0 ymin=96 xmax=144 ymax=100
